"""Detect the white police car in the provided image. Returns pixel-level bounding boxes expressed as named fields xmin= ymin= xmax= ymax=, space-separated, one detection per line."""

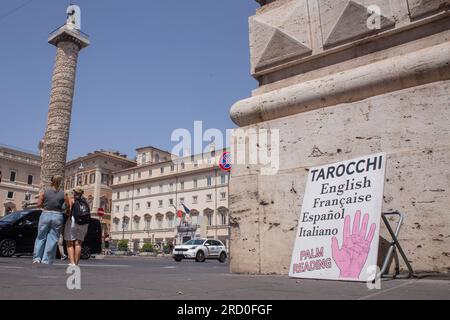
xmin=173 ymin=239 xmax=227 ymax=263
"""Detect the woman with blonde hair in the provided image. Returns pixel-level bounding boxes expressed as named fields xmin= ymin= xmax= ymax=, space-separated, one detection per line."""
xmin=33 ymin=175 xmax=70 ymax=265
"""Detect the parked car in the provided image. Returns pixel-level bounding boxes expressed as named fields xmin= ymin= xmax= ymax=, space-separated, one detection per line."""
xmin=173 ymin=239 xmax=227 ymax=263
xmin=0 ymin=209 xmax=102 ymax=260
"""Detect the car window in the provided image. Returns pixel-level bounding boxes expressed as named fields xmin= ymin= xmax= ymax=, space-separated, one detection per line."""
xmin=212 ymin=240 xmax=222 ymax=246
xmin=205 ymin=240 xmax=214 ymax=246
xmin=0 ymin=211 xmax=28 ymax=223
xmin=24 ymin=211 xmax=41 ymax=223
xmin=184 ymin=240 xmax=204 ymax=246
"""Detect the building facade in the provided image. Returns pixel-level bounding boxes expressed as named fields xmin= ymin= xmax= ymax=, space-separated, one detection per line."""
xmin=64 ymin=151 xmax=136 ymax=235
xmin=0 ymin=146 xmax=41 ymax=216
xmin=111 ymin=147 xmax=230 ymax=252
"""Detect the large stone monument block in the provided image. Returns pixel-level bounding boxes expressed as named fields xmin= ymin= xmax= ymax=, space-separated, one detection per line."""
xmin=318 ymin=0 xmax=395 ymax=47
xmin=229 ymin=0 xmax=450 ymax=274
xmin=250 ymin=0 xmax=312 ymax=71
xmin=408 ymin=0 xmax=450 ymax=18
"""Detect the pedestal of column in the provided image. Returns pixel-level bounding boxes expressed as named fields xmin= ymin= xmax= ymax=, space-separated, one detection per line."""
xmin=228 ymin=0 xmax=450 ymax=275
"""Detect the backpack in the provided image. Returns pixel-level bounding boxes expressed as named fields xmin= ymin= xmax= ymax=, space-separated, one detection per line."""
xmin=72 ymin=199 xmax=91 ymax=225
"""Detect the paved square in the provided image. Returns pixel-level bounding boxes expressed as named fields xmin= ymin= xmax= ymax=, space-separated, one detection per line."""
xmin=0 ymin=256 xmax=448 ymax=300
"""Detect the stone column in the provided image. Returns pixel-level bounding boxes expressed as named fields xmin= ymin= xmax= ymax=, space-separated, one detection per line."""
xmin=40 ymin=22 xmax=89 ymax=191
xmin=40 ymin=41 xmax=79 ymax=190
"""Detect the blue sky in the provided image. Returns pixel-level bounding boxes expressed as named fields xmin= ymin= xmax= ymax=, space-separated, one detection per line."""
xmin=0 ymin=0 xmax=258 ymax=160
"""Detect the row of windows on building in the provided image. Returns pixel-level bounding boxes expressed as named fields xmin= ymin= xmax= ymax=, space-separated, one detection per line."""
xmin=115 ymin=192 xmax=227 ymax=213
xmin=66 ymin=159 xmax=128 ymax=173
xmin=0 ymin=170 xmax=34 ymax=185
xmin=83 ymin=196 xmax=112 ymax=214
xmin=0 ymin=151 xmax=40 ymax=165
xmin=114 ymin=216 xmax=176 ymax=231
xmin=4 ymin=191 xmax=32 ymax=201
xmin=140 ymin=152 xmax=217 ymax=165
xmin=113 ymin=212 xmax=227 ymax=231
xmin=140 ymin=153 xmax=169 ymax=165
xmin=65 ymin=172 xmax=112 ymax=190
xmin=117 ymin=157 xmax=219 ymax=183
xmin=116 ymin=175 xmax=228 ymax=200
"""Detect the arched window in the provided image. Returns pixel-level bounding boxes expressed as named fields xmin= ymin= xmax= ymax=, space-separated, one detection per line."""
xmin=122 ymin=216 xmax=130 ymax=231
xmin=155 ymin=213 xmax=164 ymax=229
xmin=166 ymin=212 xmax=175 ymax=228
xmin=113 ymin=217 xmax=120 ymax=231
xmin=218 ymin=207 xmax=228 ymax=226
xmin=87 ymin=196 xmax=94 ymax=210
xmin=144 ymin=214 xmax=152 ymax=231
xmin=204 ymin=208 xmax=214 ymax=226
xmin=190 ymin=209 xmax=200 ymax=226
xmin=4 ymin=202 xmax=16 ymax=216
xmin=133 ymin=215 xmax=141 ymax=231
xmin=100 ymin=196 xmax=108 ymax=212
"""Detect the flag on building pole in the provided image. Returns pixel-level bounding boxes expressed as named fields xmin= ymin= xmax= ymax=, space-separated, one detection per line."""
xmin=182 ymin=204 xmax=191 ymax=217
xmin=171 ymin=204 xmax=183 ymax=219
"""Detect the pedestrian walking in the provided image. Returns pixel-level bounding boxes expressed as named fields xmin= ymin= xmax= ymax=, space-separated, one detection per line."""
xmin=104 ymin=233 xmax=110 ymax=255
xmin=58 ymin=233 xmax=68 ymax=260
xmin=33 ymin=176 xmax=70 ymax=265
xmin=65 ymin=187 xmax=90 ymax=266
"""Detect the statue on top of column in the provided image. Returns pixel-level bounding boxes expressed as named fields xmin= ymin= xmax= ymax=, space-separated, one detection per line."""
xmin=66 ymin=4 xmax=81 ymax=30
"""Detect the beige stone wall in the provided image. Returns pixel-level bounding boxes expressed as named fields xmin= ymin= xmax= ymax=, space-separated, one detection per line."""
xmin=248 ymin=0 xmax=450 ymax=89
xmin=230 ymin=80 xmax=450 ymax=274
xmin=229 ymin=0 xmax=450 ymax=274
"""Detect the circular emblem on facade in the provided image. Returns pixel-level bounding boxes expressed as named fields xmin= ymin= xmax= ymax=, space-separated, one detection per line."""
xmin=219 ymin=152 xmax=232 ymax=172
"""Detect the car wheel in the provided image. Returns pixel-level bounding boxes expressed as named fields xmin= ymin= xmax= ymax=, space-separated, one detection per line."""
xmin=219 ymin=252 xmax=227 ymax=263
xmin=0 ymin=239 xmax=16 ymax=257
xmin=174 ymin=257 xmax=182 ymax=262
xmin=195 ymin=250 xmax=205 ymax=263
xmin=81 ymin=246 xmax=91 ymax=260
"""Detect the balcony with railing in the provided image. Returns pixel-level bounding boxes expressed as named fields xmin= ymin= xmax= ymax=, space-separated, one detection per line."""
xmin=177 ymin=225 xmax=199 ymax=233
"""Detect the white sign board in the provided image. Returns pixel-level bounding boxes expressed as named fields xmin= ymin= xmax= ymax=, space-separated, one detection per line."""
xmin=289 ymin=153 xmax=387 ymax=282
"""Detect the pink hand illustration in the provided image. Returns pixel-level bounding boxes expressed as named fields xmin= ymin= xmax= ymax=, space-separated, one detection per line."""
xmin=331 ymin=210 xmax=376 ymax=280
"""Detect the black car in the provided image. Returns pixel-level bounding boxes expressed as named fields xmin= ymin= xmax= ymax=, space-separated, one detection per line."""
xmin=0 ymin=209 xmax=102 ymax=260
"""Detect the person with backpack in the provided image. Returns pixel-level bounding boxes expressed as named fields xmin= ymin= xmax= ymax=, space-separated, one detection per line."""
xmin=65 ymin=187 xmax=91 ymax=266
xmin=104 ymin=233 xmax=110 ymax=255
xmin=33 ymin=175 xmax=71 ymax=265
